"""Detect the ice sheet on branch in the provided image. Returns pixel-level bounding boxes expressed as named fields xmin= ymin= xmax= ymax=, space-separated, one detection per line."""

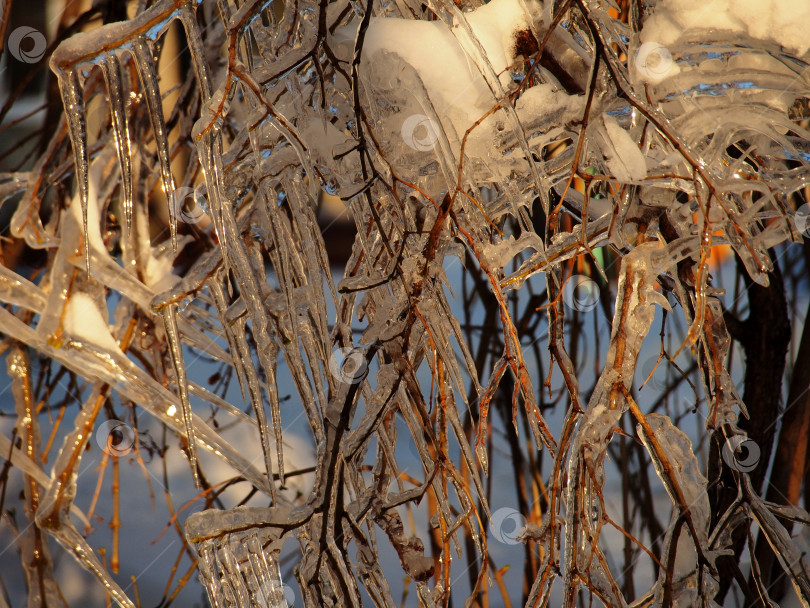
xmin=642 ymin=0 xmax=810 ymax=57
xmin=627 ymin=6 xmax=810 ymax=285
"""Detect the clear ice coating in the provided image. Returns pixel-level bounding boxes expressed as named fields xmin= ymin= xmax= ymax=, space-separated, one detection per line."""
xmin=161 ymin=303 xmax=200 ymax=487
xmin=0 ymin=0 xmax=809 ymax=606
xmin=185 ymin=507 xmax=307 ymax=608
xmin=101 ymin=53 xmax=134 ymax=233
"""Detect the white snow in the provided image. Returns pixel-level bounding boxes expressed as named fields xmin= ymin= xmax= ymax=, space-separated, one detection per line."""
xmin=133 ymin=178 xmax=182 ymax=293
xmin=347 ymin=0 xmax=539 ymax=135
xmin=334 ymin=0 xmax=594 ymax=188
xmin=63 ymin=291 xmax=121 ymax=352
xmin=641 ymin=0 xmax=810 ymax=58
xmin=143 ymin=251 xmax=180 ymax=292
xmin=601 ymin=114 xmax=647 ymax=182
xmin=453 ymin=0 xmax=542 ymax=89
xmin=514 ymin=82 xmax=581 ymax=117
xmin=67 ymin=153 xmax=108 ymax=255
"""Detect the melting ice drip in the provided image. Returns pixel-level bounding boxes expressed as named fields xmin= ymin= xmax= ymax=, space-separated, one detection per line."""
xmin=186 ymin=509 xmax=291 ymax=608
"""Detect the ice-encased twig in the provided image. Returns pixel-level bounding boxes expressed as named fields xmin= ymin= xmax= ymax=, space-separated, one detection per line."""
xmin=640 ymin=414 xmax=714 ymax=606
xmin=209 ymin=277 xmax=277 ymax=502
xmin=9 ymin=346 xmax=63 ymax=608
xmin=161 ymin=303 xmax=200 ymax=487
xmin=0 ymin=304 xmax=274 ymax=495
xmin=745 ymin=475 xmax=810 ymax=604
xmin=31 ymin=374 xmax=135 ymax=608
xmin=562 ymin=241 xmax=698 ymax=607
xmin=0 ymin=432 xmax=89 ymax=527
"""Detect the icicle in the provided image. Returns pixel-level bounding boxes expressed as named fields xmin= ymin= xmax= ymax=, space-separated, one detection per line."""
xmin=179 ymin=2 xmax=213 ymax=99
xmin=245 ymin=533 xmax=287 ymax=607
xmin=131 ymin=36 xmax=177 ymax=251
xmin=210 ymin=278 xmax=278 ymax=501
xmin=261 ymin=336 xmax=286 ymax=489
xmin=194 ymin=127 xmax=230 ymax=272
xmin=186 ymin=507 xmax=299 ymax=608
xmin=220 ymin=546 xmax=252 ymax=606
xmin=195 ymin=541 xmax=226 ymax=608
xmin=443 ymin=384 xmax=490 ymax=520
xmin=235 ymin=324 xmax=279 ymax=492
xmin=161 ymin=303 xmax=199 ymax=487
xmin=54 ymin=68 xmax=90 ymax=272
xmin=194 ymin=124 xmax=288 ymax=486
xmin=101 ymin=53 xmax=134 ymax=233
xmin=208 ymin=277 xmax=250 ymax=404
xmin=48 ymin=523 xmax=136 ymax=608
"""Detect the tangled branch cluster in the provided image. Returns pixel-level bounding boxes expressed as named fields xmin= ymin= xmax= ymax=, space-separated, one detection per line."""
xmin=1 ymin=0 xmax=809 ymax=606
